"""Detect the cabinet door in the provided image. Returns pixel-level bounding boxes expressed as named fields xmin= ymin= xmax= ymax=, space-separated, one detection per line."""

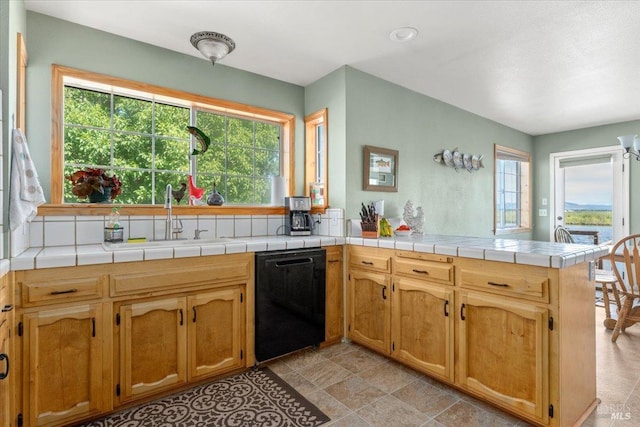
xmin=325 ymin=246 xmax=344 ymax=344
xmin=22 ymin=303 xmax=107 ymax=426
xmin=347 ymin=269 xmax=390 ymax=354
xmin=458 ymin=292 xmax=548 ymax=424
xmin=118 ymin=297 xmax=187 ymax=402
xmin=187 ymin=287 xmax=244 ymax=380
xmin=0 ymin=316 xmax=11 ymax=427
xmin=392 ymin=278 xmax=454 ymax=381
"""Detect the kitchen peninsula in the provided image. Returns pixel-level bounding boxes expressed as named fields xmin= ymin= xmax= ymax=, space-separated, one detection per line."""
xmin=8 ymin=234 xmax=606 ymax=427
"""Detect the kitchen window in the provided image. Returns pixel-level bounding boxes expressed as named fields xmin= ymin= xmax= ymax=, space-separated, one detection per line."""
xmin=50 ymin=65 xmax=294 ymax=207
xmin=494 ymin=144 xmax=531 ymax=234
xmin=304 ymin=108 xmax=328 ymax=208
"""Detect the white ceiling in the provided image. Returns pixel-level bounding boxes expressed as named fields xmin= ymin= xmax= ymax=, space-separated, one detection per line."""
xmin=24 ymin=0 xmax=640 ymax=136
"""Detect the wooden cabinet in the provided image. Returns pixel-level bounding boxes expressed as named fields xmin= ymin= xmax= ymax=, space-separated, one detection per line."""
xmin=14 ymin=253 xmax=253 ymax=426
xmin=391 ymin=277 xmax=453 ymax=381
xmin=347 ymin=269 xmax=391 ymax=354
xmin=1 ymin=272 xmax=14 ymax=427
xmin=21 ymin=303 xmax=109 ymax=426
xmin=347 ymin=246 xmax=392 ymax=354
xmin=116 ymin=287 xmax=245 ymax=403
xmin=345 ymin=246 xmax=593 ymax=427
xmin=187 ymin=287 xmax=245 ymax=380
xmin=457 ymin=291 xmax=549 ymax=424
xmin=116 ymin=297 xmax=187 ymax=402
xmin=324 ymin=245 xmax=344 ymax=344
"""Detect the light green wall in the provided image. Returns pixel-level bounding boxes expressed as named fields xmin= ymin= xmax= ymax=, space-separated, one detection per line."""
xmin=343 ymin=67 xmax=533 ymax=238
xmin=532 ymin=120 xmax=640 ymax=241
xmin=304 ymin=66 xmax=347 ymax=208
xmin=25 ymin=11 xmax=306 ymax=198
xmin=1 ymin=0 xmax=27 ymax=256
xmin=17 ymin=10 xmax=640 ymax=243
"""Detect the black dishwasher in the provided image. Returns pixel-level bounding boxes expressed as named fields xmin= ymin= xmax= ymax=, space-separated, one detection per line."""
xmin=255 ymin=248 xmax=326 ymax=362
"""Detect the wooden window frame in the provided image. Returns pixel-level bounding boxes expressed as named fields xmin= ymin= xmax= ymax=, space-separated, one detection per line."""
xmin=304 ymin=108 xmax=329 ymax=211
xmin=16 ymin=32 xmax=27 ymax=131
xmin=494 ymin=144 xmax=531 ymax=235
xmin=44 ymin=65 xmax=295 ymax=216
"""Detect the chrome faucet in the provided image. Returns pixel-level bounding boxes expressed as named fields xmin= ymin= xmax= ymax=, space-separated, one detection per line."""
xmin=194 ymin=229 xmax=208 ymax=240
xmin=165 ymin=184 xmax=173 ymax=240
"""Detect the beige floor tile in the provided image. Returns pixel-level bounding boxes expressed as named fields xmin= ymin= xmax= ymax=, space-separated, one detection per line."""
xmin=358 ymin=360 xmax=420 ymax=394
xmin=320 ymin=341 xmax=359 ymax=359
xmin=298 ymin=359 xmax=353 ymax=388
xmin=325 ymin=412 xmax=372 ymax=427
xmin=282 ymin=347 xmax=328 ymax=371
xmin=303 ymin=389 xmax=352 ymax=421
xmin=324 ymin=375 xmax=386 ymax=410
xmin=330 ymin=347 xmax=387 ymax=373
xmin=356 ymin=395 xmax=431 ymax=427
xmin=278 ymin=371 xmax=319 ymax=396
xmin=265 ymin=359 xmax=293 ymax=376
xmin=392 ymin=380 xmax=461 ymax=417
xmin=434 ymin=400 xmax=517 ymax=427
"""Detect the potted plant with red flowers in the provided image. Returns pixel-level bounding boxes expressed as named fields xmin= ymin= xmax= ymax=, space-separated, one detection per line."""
xmin=66 ymin=167 xmax=122 ymax=203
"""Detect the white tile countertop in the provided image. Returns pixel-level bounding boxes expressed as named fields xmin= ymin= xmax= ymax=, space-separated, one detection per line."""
xmin=348 ymin=234 xmax=610 ymax=269
xmin=9 ymin=234 xmax=610 ymax=271
xmin=10 ymin=236 xmax=346 ymax=271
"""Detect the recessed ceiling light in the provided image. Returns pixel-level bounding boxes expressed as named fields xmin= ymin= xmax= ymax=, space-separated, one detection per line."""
xmin=389 ymin=27 xmax=418 ymax=42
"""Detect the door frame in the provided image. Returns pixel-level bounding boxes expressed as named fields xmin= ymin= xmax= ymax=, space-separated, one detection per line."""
xmin=549 ymin=146 xmax=629 ymax=243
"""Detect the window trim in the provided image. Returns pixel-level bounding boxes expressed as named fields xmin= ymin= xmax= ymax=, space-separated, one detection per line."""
xmin=494 ymin=144 xmax=531 ymax=235
xmin=304 ymin=108 xmax=328 ymax=209
xmin=48 ymin=64 xmax=295 ymax=215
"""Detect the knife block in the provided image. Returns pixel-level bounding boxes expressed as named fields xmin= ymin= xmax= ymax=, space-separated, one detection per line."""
xmin=361 ymin=215 xmax=380 ymax=238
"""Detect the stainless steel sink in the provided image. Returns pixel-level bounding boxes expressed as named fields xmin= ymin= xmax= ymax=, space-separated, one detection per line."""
xmin=102 ymin=238 xmax=237 ymax=251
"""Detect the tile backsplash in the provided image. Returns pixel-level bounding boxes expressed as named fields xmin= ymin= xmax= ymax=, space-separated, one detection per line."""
xmin=9 ymin=208 xmax=345 ymax=258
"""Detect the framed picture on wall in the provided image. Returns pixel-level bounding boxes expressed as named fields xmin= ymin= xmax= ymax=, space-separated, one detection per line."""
xmin=363 ymin=145 xmax=398 ymax=192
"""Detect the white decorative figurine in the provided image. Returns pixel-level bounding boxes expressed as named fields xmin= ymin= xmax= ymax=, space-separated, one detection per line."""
xmin=402 ymin=200 xmax=425 ymax=235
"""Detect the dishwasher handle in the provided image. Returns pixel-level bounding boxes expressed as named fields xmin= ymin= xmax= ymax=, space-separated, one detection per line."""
xmin=275 ymin=258 xmax=313 ymax=267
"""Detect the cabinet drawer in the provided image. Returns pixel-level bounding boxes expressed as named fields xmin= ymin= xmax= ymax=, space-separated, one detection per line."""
xmin=457 ymin=265 xmax=549 ymax=303
xmin=393 ymin=257 xmax=454 ymax=285
xmin=111 ymin=254 xmax=252 ymax=296
xmin=21 ymin=276 xmax=105 ymax=306
xmin=349 ymin=246 xmax=391 ymax=273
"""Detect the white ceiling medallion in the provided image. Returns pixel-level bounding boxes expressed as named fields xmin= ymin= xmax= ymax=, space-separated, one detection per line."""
xmin=389 ymin=27 xmax=418 ymax=42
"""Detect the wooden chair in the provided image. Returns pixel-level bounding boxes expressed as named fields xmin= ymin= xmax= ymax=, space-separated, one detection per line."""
xmin=554 ymin=225 xmax=575 ymax=243
xmin=610 ymin=234 xmax=640 ymax=342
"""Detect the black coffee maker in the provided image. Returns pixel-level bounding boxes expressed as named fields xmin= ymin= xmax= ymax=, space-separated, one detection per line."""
xmin=285 ymin=196 xmax=312 ymax=235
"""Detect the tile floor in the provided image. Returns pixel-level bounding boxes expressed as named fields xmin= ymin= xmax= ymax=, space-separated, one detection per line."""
xmin=265 ymin=307 xmax=640 ymax=427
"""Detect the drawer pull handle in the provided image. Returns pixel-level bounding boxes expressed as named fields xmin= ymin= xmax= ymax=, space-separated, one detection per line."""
xmin=361 ymin=261 xmax=374 ymax=265
xmin=460 ymin=303 xmax=466 ymax=321
xmin=412 ymin=269 xmax=429 ymax=275
xmin=179 ymin=309 xmax=184 ymax=326
xmin=444 ymin=300 xmax=449 ymax=317
xmin=50 ymin=288 xmax=78 ymax=295
xmin=382 ymin=285 xmax=387 ymax=300
xmin=0 ymin=353 xmax=8 ymax=380
xmin=487 ymin=282 xmax=509 ymax=287
xmin=193 ymin=307 xmax=197 ymax=323
xmin=1 ymin=304 xmax=13 ymax=312
xmin=91 ymin=317 xmax=96 ymax=337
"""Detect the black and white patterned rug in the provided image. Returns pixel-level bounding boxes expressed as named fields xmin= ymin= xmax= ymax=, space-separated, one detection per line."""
xmin=81 ymin=367 xmax=329 ymax=427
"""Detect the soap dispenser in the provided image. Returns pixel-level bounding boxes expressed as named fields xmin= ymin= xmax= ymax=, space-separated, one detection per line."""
xmin=104 ymin=207 xmax=124 ymax=243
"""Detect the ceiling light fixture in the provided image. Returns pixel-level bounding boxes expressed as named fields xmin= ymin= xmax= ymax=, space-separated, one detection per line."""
xmin=617 ymin=135 xmax=640 ymax=161
xmin=190 ymin=31 xmax=236 ymax=66
xmin=389 ymin=27 xmax=418 ymax=42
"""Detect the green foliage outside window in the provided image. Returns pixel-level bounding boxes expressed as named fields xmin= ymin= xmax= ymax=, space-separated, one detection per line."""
xmin=63 ymin=85 xmax=281 ymax=205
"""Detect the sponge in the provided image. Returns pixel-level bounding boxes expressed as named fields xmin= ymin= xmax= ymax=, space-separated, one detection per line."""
xmin=127 ymin=237 xmax=147 ymax=243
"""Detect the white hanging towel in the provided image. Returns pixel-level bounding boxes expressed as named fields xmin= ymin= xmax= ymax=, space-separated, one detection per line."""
xmin=9 ymin=129 xmax=46 ymax=231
